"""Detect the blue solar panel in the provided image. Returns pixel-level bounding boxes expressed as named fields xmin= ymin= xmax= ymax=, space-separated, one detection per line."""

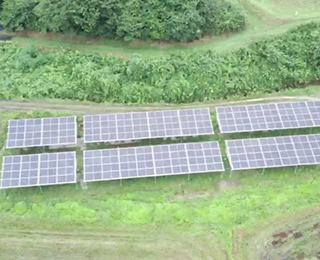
xmin=226 ymin=134 xmax=320 ymax=170
xmin=83 ymin=108 xmax=214 ymax=143
xmin=1 ymin=152 xmax=77 ymax=189
xmin=216 ymin=101 xmax=320 ymax=133
xmin=83 ymin=141 xmax=224 ymax=182
xmin=7 ymin=117 xmax=77 ymax=148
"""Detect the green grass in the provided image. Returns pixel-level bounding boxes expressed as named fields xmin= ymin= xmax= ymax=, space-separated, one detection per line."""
xmin=244 ymin=0 xmax=320 ymax=19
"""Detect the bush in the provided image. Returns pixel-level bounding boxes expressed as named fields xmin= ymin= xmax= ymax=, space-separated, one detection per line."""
xmin=54 ymin=202 xmax=97 ymax=224
xmin=0 ymin=22 xmax=319 ymax=103
xmin=13 ymin=201 xmax=28 ymax=215
xmin=0 ymin=0 xmax=38 ymax=31
xmin=0 ymin=0 xmax=246 ymax=42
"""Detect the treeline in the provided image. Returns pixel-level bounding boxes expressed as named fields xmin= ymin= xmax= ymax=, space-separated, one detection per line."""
xmin=0 ymin=22 xmax=319 ymax=104
xmin=0 ymin=0 xmax=246 ymax=42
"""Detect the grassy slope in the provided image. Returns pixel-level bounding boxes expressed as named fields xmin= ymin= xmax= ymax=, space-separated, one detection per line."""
xmin=10 ymin=0 xmax=320 ymax=57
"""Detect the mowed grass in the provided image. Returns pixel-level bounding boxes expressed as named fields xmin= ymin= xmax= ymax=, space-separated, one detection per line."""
xmin=1 ymin=110 xmax=320 ymax=259
xmin=244 ymin=0 xmax=320 ymax=19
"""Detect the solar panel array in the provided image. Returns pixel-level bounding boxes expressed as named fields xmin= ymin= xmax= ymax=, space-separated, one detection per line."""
xmin=7 ymin=117 xmax=77 ymax=148
xmin=83 ymin=142 xmax=224 ymax=182
xmin=83 ymin=108 xmax=214 ymax=143
xmin=226 ymin=134 xmax=320 ymax=171
xmin=1 ymin=152 xmax=77 ymax=189
xmin=216 ymin=101 xmax=320 ymax=133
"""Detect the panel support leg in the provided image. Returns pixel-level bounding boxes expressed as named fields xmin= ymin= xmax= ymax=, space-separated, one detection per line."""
xmin=261 ymin=168 xmax=265 ymax=175
xmin=154 ymin=175 xmax=157 ymax=184
xmin=188 ymin=173 xmax=190 ymax=181
xmin=39 ymin=186 xmax=43 ymax=193
xmin=294 ymin=166 xmax=298 ymax=174
xmin=229 ymin=169 xmax=232 ymax=178
xmin=120 ymin=178 xmax=123 ymax=187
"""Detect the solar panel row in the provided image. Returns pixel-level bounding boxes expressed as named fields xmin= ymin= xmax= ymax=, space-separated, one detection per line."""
xmin=83 ymin=108 xmax=214 ymax=143
xmin=4 ymin=104 xmax=320 ymax=190
xmin=226 ymin=134 xmax=320 ymax=171
xmin=7 ymin=116 xmax=77 ymax=149
xmin=83 ymin=141 xmax=224 ymax=182
xmin=1 ymin=152 xmax=76 ymax=189
xmin=216 ymin=101 xmax=320 ymax=133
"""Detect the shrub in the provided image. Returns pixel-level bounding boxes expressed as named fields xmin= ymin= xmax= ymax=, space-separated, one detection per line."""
xmin=13 ymin=201 xmax=28 ymax=215
xmin=0 ymin=22 xmax=319 ymax=103
xmin=54 ymin=201 xmax=97 ymax=224
xmin=0 ymin=0 xmax=38 ymax=31
xmin=1 ymin=0 xmax=246 ymax=42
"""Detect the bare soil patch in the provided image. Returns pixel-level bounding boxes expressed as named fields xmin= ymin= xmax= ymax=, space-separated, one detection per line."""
xmin=168 ymin=192 xmax=212 ymax=202
xmin=235 ymin=206 xmax=320 ymax=260
xmin=15 ymin=31 xmax=88 ymax=43
xmin=15 ymin=31 xmax=220 ymax=49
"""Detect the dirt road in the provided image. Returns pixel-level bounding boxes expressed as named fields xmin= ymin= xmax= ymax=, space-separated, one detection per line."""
xmin=0 ymin=95 xmax=318 ymax=114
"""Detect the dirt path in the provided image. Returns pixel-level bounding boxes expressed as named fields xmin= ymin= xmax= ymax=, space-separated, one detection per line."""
xmin=0 ymin=96 xmax=318 ymax=114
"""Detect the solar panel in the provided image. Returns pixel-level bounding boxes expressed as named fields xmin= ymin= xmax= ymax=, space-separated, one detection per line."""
xmin=226 ymin=134 xmax=320 ymax=171
xmin=83 ymin=141 xmax=224 ymax=182
xmin=1 ymin=152 xmax=76 ymax=189
xmin=83 ymin=108 xmax=213 ymax=143
xmin=216 ymin=101 xmax=320 ymax=133
xmin=6 ymin=116 xmax=77 ymax=148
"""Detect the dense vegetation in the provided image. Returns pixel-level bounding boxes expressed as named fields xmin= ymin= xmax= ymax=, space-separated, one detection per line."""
xmin=0 ymin=0 xmax=246 ymax=42
xmin=0 ymin=22 xmax=319 ymax=103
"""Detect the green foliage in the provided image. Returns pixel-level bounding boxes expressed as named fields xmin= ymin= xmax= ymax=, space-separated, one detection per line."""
xmin=0 ymin=169 xmax=320 ymax=232
xmin=54 ymin=201 xmax=97 ymax=224
xmin=0 ymin=0 xmax=246 ymax=42
xmin=29 ymin=203 xmax=46 ymax=218
xmin=0 ymin=200 xmax=12 ymax=212
xmin=13 ymin=201 xmax=28 ymax=215
xmin=0 ymin=0 xmax=38 ymax=31
xmin=0 ymin=22 xmax=319 ymax=103
xmin=15 ymin=45 xmax=51 ymax=72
